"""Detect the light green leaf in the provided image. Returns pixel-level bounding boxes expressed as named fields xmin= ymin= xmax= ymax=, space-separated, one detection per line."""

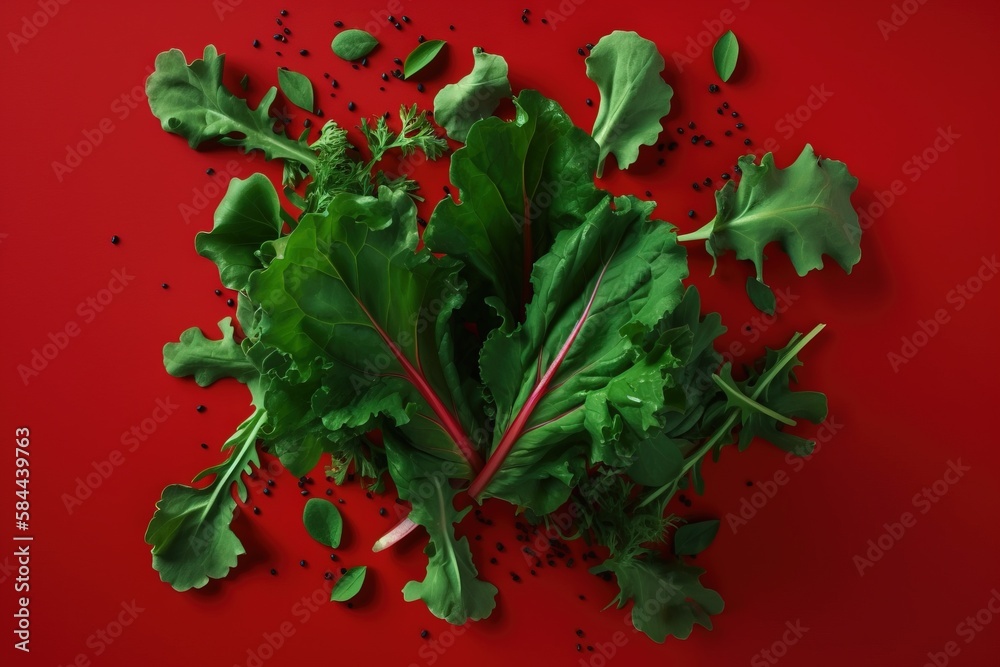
xmin=303 ymin=498 xmax=343 ymax=548
xmin=585 ymin=31 xmax=674 ymax=176
xmin=673 ymin=520 xmax=720 ymax=556
xmin=713 ymin=31 xmax=739 ymax=82
xmin=404 ymin=40 xmax=446 ymax=79
xmin=330 ymin=566 xmax=367 ymax=601
xmin=277 ymin=68 xmax=313 ymax=112
xmin=163 ymin=317 xmax=256 ymax=386
xmin=195 ymin=174 xmax=283 ymax=291
xmin=331 ymin=29 xmax=378 ymax=60
xmin=432 ymin=47 xmax=511 ymax=142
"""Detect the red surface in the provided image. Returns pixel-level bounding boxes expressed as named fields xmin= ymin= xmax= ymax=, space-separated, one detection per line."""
xmin=3 ymin=1 xmax=1000 ymax=665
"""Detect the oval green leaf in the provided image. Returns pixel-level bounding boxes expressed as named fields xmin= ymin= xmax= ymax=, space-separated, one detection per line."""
xmin=331 ymin=29 xmax=378 ymax=61
xmin=746 ymin=276 xmax=776 ymax=315
xmin=404 ymin=39 xmax=446 ymax=79
xmin=330 ymin=565 xmax=367 ymax=602
xmin=626 ymin=435 xmax=684 ymax=487
xmin=674 ymin=520 xmax=720 ymax=556
xmin=302 ymin=498 xmax=343 ymax=548
xmin=276 ymin=68 xmax=313 ymax=111
xmin=713 ymin=30 xmax=739 ymax=82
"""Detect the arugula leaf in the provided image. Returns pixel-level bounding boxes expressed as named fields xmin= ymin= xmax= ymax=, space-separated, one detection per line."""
xmin=673 ymin=520 xmax=720 ymax=556
xmin=163 ymin=317 xmax=256 ymax=386
xmin=146 ymin=46 xmax=316 ymax=168
xmin=248 ymin=188 xmax=484 ymax=473
xmin=331 ymin=29 xmax=378 ymax=60
xmin=331 ymin=566 xmax=367 ymax=601
xmin=679 ymin=145 xmax=861 ymax=310
xmin=426 ymin=90 xmax=604 ymax=318
xmin=146 ymin=395 xmax=266 ymax=591
xmin=276 ymin=67 xmax=314 ymax=112
xmin=586 ymin=31 xmax=674 ymax=176
xmin=404 ymin=40 xmax=446 ymax=79
xmin=303 ymin=498 xmax=344 ymax=548
xmin=712 ymin=31 xmax=739 ymax=82
xmin=469 ymin=195 xmax=689 ymax=513
xmin=432 ymin=47 xmax=511 ymax=142
xmin=195 ymin=174 xmax=283 ymax=290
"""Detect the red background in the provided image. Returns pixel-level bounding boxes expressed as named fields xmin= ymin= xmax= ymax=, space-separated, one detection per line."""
xmin=3 ymin=0 xmax=1000 ymax=665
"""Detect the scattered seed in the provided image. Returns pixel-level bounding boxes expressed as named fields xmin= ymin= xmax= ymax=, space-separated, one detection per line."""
xmin=299 ymin=49 xmax=308 ymax=56
xmin=402 ymin=15 xmax=410 ymax=23
xmin=324 ymin=571 xmax=333 ymax=580
xmin=263 ymin=487 xmax=271 ymax=496
xmin=348 ymin=101 xmax=355 ymax=111
xmin=161 ymin=283 xmax=169 ymax=289
xmin=418 ymin=34 xmax=426 ymax=42
xmin=226 ymin=298 xmax=234 ymax=306
xmin=200 ymin=443 xmax=208 ymax=449
xmin=326 ymin=488 xmax=333 ymax=496
xmin=270 ymin=568 xmax=277 ymax=575
xmin=521 ymin=15 xmax=529 ymax=23
xmin=744 ymin=138 xmax=752 ymax=145
xmin=196 ymin=405 xmax=206 ymax=413
xmin=585 ymin=98 xmax=592 ymax=106
xmin=417 ymin=83 xmax=424 ymax=92
xmin=300 ymin=560 xmax=307 ymax=567
xmin=721 ymin=172 xmax=731 ymax=180
xmin=735 ymin=122 xmax=745 ymax=129
xmin=731 ymin=111 xmax=739 ymax=118
xmin=334 ymin=21 xmax=343 ymax=27
xmin=676 ymin=127 xmax=684 ymax=134
xmin=253 ymin=507 xmax=260 ymax=515
xmin=692 ymin=182 xmax=700 ymax=191
xmin=704 ymin=139 xmax=713 ymax=147
xmin=379 ymin=507 xmax=387 ymax=516
xmin=110 ymin=235 xmax=120 ymax=244
xmin=703 ymin=178 xmax=713 ymax=186
xmin=688 ymin=210 xmax=695 ymax=218
xmin=709 ymin=83 xmax=719 ymax=93
xmin=577 ymin=47 xmax=585 ymax=56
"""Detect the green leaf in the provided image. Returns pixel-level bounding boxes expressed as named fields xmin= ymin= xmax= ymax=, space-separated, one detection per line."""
xmin=331 ymin=29 xmax=378 ymax=60
xmin=674 ymin=520 xmax=720 ymax=556
xmin=163 ymin=317 xmax=256 ymax=386
xmin=425 ymin=90 xmax=604 ymax=318
xmin=386 ymin=438 xmax=498 ymax=623
xmin=689 ymin=145 xmax=861 ymax=295
xmin=471 ymin=195 xmax=689 ymax=513
xmin=712 ymin=31 xmax=739 ymax=82
xmin=627 ymin=435 xmax=684 ymax=487
xmin=195 ymin=174 xmax=283 ymax=291
xmin=746 ymin=276 xmax=776 ymax=315
xmin=145 ymin=406 xmax=266 ymax=591
xmin=403 ymin=40 xmax=446 ymax=79
xmin=432 ymin=47 xmax=511 ymax=142
xmin=330 ymin=566 xmax=367 ymax=601
xmin=302 ymin=498 xmax=343 ymax=548
xmin=248 ymin=188 xmax=484 ymax=474
xmin=585 ymin=31 xmax=674 ymax=177
xmin=146 ymin=46 xmax=316 ymax=168
xmin=603 ymin=555 xmax=723 ymax=641
xmin=277 ymin=68 xmax=313 ymax=111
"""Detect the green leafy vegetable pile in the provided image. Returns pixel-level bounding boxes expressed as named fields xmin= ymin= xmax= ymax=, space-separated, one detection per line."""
xmin=144 ymin=27 xmax=860 ymax=641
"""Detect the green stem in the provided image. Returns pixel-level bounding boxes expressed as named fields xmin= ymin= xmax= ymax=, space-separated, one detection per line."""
xmin=676 ymin=217 xmax=716 ymax=243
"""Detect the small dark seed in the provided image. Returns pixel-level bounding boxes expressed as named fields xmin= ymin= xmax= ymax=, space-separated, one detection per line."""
xmin=270 ymin=568 xmax=277 ymax=575
xmin=110 ymin=235 xmax=120 ymax=244
xmin=688 ymin=210 xmax=695 ymax=218
xmin=283 ymin=28 xmax=290 ymax=35
xmin=267 ymin=479 xmax=275 ymax=486
xmin=417 ymin=83 xmax=424 ymax=92
xmin=273 ymin=34 xmax=282 ymax=41
xmin=253 ymin=507 xmax=260 ymax=515
xmin=731 ymin=111 xmax=739 ymax=118
xmin=200 ymin=443 xmax=208 ymax=449
xmin=709 ymin=83 xmax=719 ymax=93
xmin=576 ymin=629 xmax=584 ymax=637
xmin=381 ymin=72 xmax=388 ymax=81
xmin=331 ymin=79 xmax=338 ymax=88
xmin=263 ymin=488 xmax=271 ymax=496
xmin=252 ymin=39 xmax=260 ymax=48
xmin=668 ymin=141 xmax=678 ymax=150
xmin=387 ymin=15 xmax=395 ymax=22
xmin=704 ymin=139 xmax=713 ymax=147
xmin=226 ymin=298 xmax=234 ymax=306
xmin=577 ymin=47 xmax=585 ymax=56
xmin=330 ymin=553 xmax=339 ymax=561
xmin=300 ymin=560 xmax=307 ymax=567
xmin=724 ymin=130 xmax=732 ymax=136
xmin=326 ymin=488 xmax=333 ymax=496
xmin=300 ymin=490 xmax=309 ymax=496
xmin=691 ymin=135 xmax=700 ymax=144
xmin=585 ymin=43 xmax=593 ymax=50
xmin=723 ymin=101 xmax=730 ymax=109
xmin=692 ymin=182 xmax=700 ymax=191
xmin=521 ymin=15 xmax=528 ymax=23
xmin=449 ymin=24 xmax=455 ymax=30
xmin=402 ymin=15 xmax=410 ymax=23
xmin=299 ymin=49 xmax=308 ymax=56
xmin=688 ymin=121 xmax=696 ymax=129
xmin=161 ymin=283 xmax=169 ymax=289
xmin=541 ymin=18 xmax=548 ymax=24
xmin=379 ymin=507 xmax=387 ymax=516
xmin=576 ymin=644 xmax=582 ymax=652
xmin=324 ymin=571 xmax=333 ymax=580
xmin=348 ymin=101 xmax=355 ymax=111
xmin=744 ymin=138 xmax=752 ymax=145
xmin=420 ymin=629 xmax=429 ymax=638
xmin=340 ymin=567 xmax=347 ymax=574
xmin=196 ymin=405 xmax=206 ymax=412
xmin=585 ymin=98 xmax=592 ymax=106
xmin=645 ymin=190 xmax=652 ymax=197
xmin=279 ymin=9 xmax=287 ymax=16
xmin=746 ymin=480 xmax=754 ymax=486
xmin=276 ymin=18 xmax=283 ymax=25
xmin=736 ymin=122 xmax=744 ymax=129
xmin=361 ymin=57 xmax=367 ymax=67
xmin=721 ymin=172 xmax=731 ymax=180
xmin=676 ymin=127 xmax=684 ymax=134
xmin=394 ymin=22 xmax=402 ymax=30
xmin=418 ymin=35 xmax=426 ymax=43
xmin=490 ymin=557 xmax=497 ymax=564
xmin=703 ymin=178 xmax=713 ymax=186
xmin=334 ymin=21 xmax=343 ymax=28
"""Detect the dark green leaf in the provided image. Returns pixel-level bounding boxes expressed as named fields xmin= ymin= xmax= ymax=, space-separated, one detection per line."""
xmin=331 ymin=29 xmax=378 ymax=60
xmin=432 ymin=47 xmax=511 ymax=141
xmin=627 ymin=435 xmax=685 ymax=487
xmin=302 ymin=498 xmax=343 ymax=548
xmin=746 ymin=276 xmax=776 ymax=314
xmin=712 ymin=31 xmax=739 ymax=82
xmin=403 ymin=40 xmax=446 ymax=79
xmin=195 ymin=173 xmax=283 ymax=290
xmin=674 ymin=520 xmax=720 ymax=556
xmin=330 ymin=566 xmax=367 ymax=601
xmin=276 ymin=68 xmax=313 ymax=112
xmin=585 ymin=31 xmax=673 ymax=176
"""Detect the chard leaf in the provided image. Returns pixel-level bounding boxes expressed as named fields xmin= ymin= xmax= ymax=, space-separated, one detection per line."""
xmin=403 ymin=40 xmax=446 ymax=79
xmin=248 ymin=187 xmax=484 ymax=474
xmin=303 ymin=498 xmax=343 ymax=548
xmin=276 ymin=67 xmax=314 ymax=111
xmin=712 ymin=31 xmax=739 ymax=82
xmin=432 ymin=47 xmax=511 ymax=142
xmin=470 ymin=195 xmax=689 ymax=513
xmin=426 ymin=90 xmax=603 ymax=317
xmin=601 ymin=555 xmax=723 ymax=642
xmin=145 ymin=404 xmax=266 ymax=591
xmin=683 ymin=145 xmax=861 ymax=310
xmin=585 ymin=31 xmax=674 ymax=176
xmin=195 ymin=174 xmax=283 ymax=291
xmin=163 ymin=317 xmax=256 ymax=386
xmin=331 ymin=29 xmax=378 ymax=60
xmin=146 ymin=46 xmax=316 ymax=167
xmin=673 ymin=520 xmax=720 ymax=556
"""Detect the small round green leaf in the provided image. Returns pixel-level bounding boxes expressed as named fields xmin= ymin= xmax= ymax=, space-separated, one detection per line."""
xmin=331 ymin=29 xmax=379 ymax=61
xmin=674 ymin=520 xmax=720 ymax=556
xmin=712 ymin=30 xmax=739 ymax=82
xmin=276 ymin=68 xmax=313 ymax=112
xmin=330 ymin=565 xmax=367 ymax=602
xmin=303 ymin=498 xmax=343 ymax=548
xmin=404 ymin=40 xmax=446 ymax=79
